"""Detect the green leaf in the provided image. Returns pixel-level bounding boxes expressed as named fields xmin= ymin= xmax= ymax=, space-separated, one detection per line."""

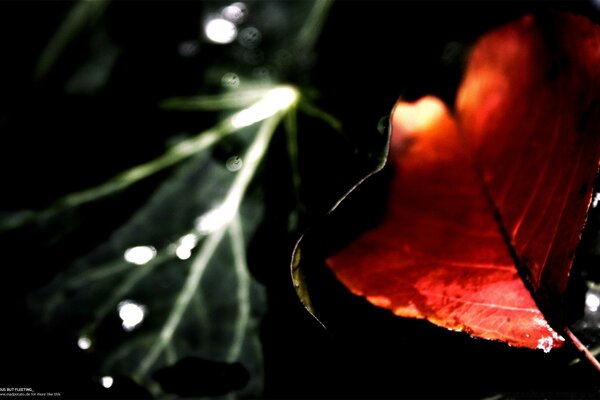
xmin=35 ymin=0 xmax=109 ymax=81
xmin=28 ymin=110 xmax=288 ymax=397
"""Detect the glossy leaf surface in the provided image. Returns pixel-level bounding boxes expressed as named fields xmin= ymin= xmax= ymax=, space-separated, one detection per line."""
xmin=456 ymin=12 xmax=600 ymax=316
xmin=326 ymin=12 xmax=600 ymax=350
xmin=327 ymin=97 xmax=563 ymax=350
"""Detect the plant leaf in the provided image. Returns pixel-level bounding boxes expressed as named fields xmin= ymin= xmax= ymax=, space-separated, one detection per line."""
xmin=327 ymin=97 xmax=563 ymax=350
xmin=456 ymin=11 xmax=600 ymax=320
xmin=28 ymin=115 xmax=278 ymax=397
xmin=306 ymin=11 xmax=600 ymax=351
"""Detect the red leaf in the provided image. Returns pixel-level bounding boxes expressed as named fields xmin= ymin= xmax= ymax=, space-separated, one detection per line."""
xmin=327 ymin=97 xmax=563 ymax=350
xmin=326 ymin=12 xmax=600 ymax=351
xmin=456 ymin=12 xmax=600 ymax=317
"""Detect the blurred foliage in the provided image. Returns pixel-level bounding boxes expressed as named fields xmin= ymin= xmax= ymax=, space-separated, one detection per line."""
xmin=1 ymin=1 xmax=600 ymax=399
xmin=1 ymin=1 xmax=337 ymax=398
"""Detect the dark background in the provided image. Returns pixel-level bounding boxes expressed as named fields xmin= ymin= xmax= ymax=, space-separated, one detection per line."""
xmin=0 ymin=1 xmax=599 ymax=398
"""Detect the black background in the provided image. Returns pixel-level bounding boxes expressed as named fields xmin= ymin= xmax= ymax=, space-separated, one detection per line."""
xmin=0 ymin=1 xmax=599 ymax=399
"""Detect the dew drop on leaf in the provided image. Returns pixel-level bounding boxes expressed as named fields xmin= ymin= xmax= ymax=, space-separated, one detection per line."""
xmin=123 ymin=246 xmax=156 ymax=266
xmin=101 ymin=376 xmax=113 ymax=389
xmin=226 ymin=155 xmax=244 ymax=172
xmin=117 ymin=300 xmax=146 ymax=332
xmin=77 ymin=336 xmax=92 ymax=350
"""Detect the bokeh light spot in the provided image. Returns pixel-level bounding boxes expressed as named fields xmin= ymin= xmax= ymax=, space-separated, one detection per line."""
xmin=117 ymin=300 xmax=146 ymax=331
xmin=123 ymin=246 xmax=156 ymax=266
xmin=101 ymin=376 xmax=113 ymax=389
xmin=205 ymin=18 xmax=237 ymax=44
xmin=77 ymin=336 xmax=92 ymax=350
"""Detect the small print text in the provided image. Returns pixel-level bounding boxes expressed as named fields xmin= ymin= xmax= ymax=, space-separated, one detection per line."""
xmin=0 ymin=388 xmax=61 ymax=397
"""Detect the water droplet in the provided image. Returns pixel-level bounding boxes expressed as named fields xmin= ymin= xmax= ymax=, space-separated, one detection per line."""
xmin=586 ymin=292 xmax=600 ymax=312
xmin=181 ymin=233 xmax=198 ymax=248
xmin=175 ymin=233 xmax=198 ymax=260
xmin=221 ymin=72 xmax=240 ymax=88
xmin=226 ymin=156 xmax=243 ymax=172
xmin=204 ymin=18 xmax=237 ymax=44
xmin=117 ymin=300 xmax=146 ymax=332
xmin=101 ymin=376 xmax=114 ymax=389
xmin=592 ymin=192 xmax=600 ymax=208
xmin=176 ymin=247 xmax=192 ymax=260
xmin=77 ymin=336 xmax=92 ymax=350
xmin=222 ymin=2 xmax=248 ymax=24
xmin=238 ymin=26 xmax=261 ymax=49
xmin=123 ymin=246 xmax=156 ymax=266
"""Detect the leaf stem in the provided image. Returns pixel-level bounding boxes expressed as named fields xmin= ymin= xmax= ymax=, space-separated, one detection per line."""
xmin=564 ymin=327 xmax=600 ymax=374
xmin=226 ymin=214 xmax=250 ymax=363
xmin=0 ymin=85 xmax=299 ymax=232
xmin=294 ymin=0 xmax=334 ymax=52
xmin=136 ymin=216 xmax=227 ymax=377
xmin=135 ymin=103 xmax=294 ymax=377
xmin=161 ymin=87 xmax=271 ymax=111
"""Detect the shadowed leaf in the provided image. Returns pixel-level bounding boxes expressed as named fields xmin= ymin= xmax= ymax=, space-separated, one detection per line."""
xmin=456 ymin=11 xmax=600 ymax=320
xmin=296 ymin=11 xmax=600 ymax=354
xmin=28 ymin=114 xmax=280 ymax=397
xmin=328 ymin=97 xmax=563 ymax=350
